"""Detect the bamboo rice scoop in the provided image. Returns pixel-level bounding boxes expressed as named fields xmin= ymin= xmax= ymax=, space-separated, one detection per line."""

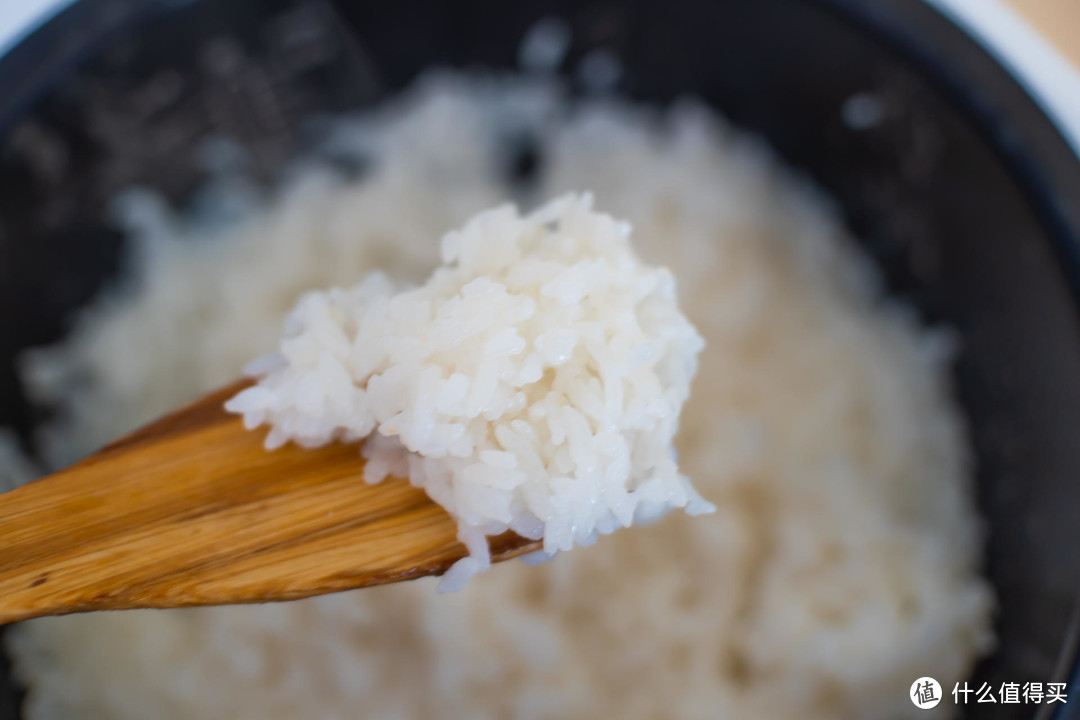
xmin=0 ymin=381 xmax=540 ymax=624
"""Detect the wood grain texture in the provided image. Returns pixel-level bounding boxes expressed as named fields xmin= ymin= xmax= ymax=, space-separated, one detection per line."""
xmin=0 ymin=381 xmax=539 ymax=624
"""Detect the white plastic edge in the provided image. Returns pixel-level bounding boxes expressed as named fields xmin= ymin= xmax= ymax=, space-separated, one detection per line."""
xmin=0 ymin=0 xmax=76 ymax=59
xmin=924 ymin=0 xmax=1080 ymax=158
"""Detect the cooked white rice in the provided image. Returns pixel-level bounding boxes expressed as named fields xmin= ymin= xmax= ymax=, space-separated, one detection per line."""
xmin=4 ymin=71 xmax=994 ymax=719
xmin=225 ymin=193 xmax=712 ymax=589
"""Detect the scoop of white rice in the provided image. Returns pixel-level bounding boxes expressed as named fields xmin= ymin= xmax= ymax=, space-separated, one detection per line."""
xmin=225 ymin=193 xmax=713 ymax=588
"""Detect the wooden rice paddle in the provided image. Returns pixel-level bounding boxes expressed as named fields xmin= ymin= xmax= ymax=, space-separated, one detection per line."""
xmin=0 ymin=381 xmax=539 ymax=624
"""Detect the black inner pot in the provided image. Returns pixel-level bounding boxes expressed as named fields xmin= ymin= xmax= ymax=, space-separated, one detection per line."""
xmin=1 ymin=0 xmax=1079 ymax=718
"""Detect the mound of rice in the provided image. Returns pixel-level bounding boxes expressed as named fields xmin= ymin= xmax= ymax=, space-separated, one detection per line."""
xmin=3 ymin=71 xmax=993 ymax=720
xmin=226 ymin=193 xmax=712 ymax=588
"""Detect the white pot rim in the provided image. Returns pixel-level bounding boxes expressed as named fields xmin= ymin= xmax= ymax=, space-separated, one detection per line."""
xmin=0 ymin=0 xmax=75 ymax=59
xmin=926 ymin=0 xmax=1080 ymax=159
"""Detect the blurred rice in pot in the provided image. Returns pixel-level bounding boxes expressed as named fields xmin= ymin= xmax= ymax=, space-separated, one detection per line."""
xmin=2 ymin=71 xmax=993 ymax=720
